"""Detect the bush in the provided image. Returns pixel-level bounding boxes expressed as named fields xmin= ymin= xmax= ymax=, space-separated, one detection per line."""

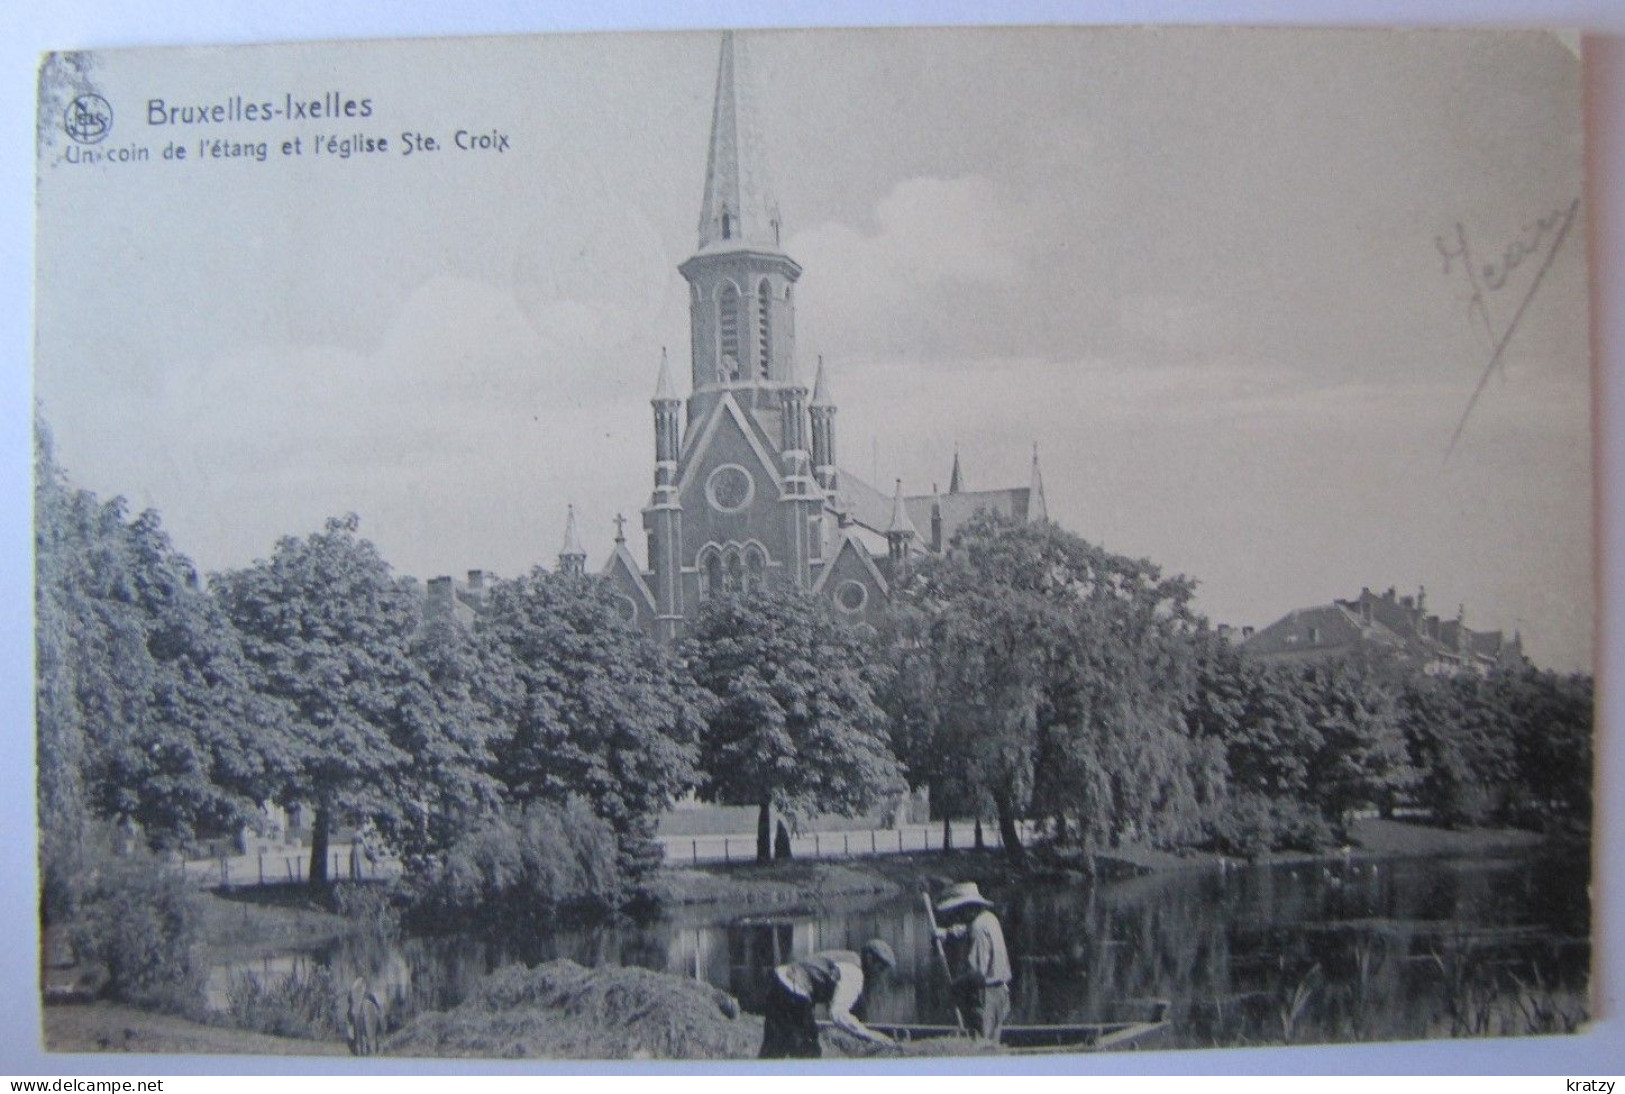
xmin=225 ymin=961 xmax=342 ymax=1040
xmin=402 ymin=796 xmax=625 ymax=932
xmin=1205 ymin=793 xmax=1340 ymax=857
xmin=333 ymin=882 xmax=401 ymax=941
xmin=69 ymin=853 xmax=207 ymax=1013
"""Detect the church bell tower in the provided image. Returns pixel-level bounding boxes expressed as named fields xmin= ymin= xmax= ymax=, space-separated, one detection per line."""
xmin=678 ymin=33 xmax=803 ymax=427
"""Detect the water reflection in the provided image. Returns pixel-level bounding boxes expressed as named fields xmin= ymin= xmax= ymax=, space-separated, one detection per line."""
xmin=213 ymin=850 xmax=1590 ymax=1048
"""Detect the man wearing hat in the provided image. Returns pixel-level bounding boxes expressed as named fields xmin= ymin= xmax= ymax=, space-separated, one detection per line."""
xmin=934 ymin=882 xmax=1012 ymax=1042
xmin=758 ymin=939 xmax=898 ymax=1058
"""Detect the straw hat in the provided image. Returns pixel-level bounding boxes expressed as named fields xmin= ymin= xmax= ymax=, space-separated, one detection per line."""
xmin=861 ymin=939 xmax=896 ymax=970
xmin=935 ymin=881 xmax=994 ymax=915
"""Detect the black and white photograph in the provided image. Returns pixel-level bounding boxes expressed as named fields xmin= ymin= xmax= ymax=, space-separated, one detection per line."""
xmin=24 ymin=16 xmax=1603 ymax=1069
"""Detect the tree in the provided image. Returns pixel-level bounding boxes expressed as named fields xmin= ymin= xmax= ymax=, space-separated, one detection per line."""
xmin=1295 ymin=661 xmax=1416 ymax=827
xmin=213 ymin=515 xmax=464 ymax=885
xmin=36 ymin=419 xmax=287 ymax=922
xmin=685 ymin=588 xmax=905 ymax=863
xmin=1494 ymin=667 xmax=1592 ymax=831
xmin=889 ymin=513 xmax=1217 ymax=860
xmin=35 ymin=421 xmax=100 ymax=921
xmin=93 ymin=509 xmax=291 ymax=847
xmin=1397 ymin=672 xmax=1513 ymax=827
xmin=479 ymin=570 xmax=707 ymax=879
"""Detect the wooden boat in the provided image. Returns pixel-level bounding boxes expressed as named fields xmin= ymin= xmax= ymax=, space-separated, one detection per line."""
xmin=823 ymin=1000 xmax=1170 ymax=1054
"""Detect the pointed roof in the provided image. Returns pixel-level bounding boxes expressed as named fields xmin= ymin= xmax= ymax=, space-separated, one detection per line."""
xmin=698 ymin=32 xmax=782 ymax=252
xmin=810 ymin=356 xmax=834 ymax=407
xmin=1028 ymin=444 xmax=1048 ymax=521
xmin=559 ymin=504 xmax=586 ymax=560
xmin=886 ymin=479 xmax=919 ymax=539
xmin=652 ymin=347 xmax=678 ymax=403
xmin=784 ymin=347 xmax=804 ymax=393
xmin=949 ymin=448 xmax=964 ymax=494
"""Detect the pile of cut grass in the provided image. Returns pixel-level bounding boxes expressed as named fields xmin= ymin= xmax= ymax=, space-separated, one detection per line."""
xmin=386 ymin=960 xmax=761 ymax=1059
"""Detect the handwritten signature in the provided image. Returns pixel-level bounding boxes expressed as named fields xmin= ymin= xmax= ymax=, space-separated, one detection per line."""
xmin=1434 ymin=196 xmax=1580 ymax=457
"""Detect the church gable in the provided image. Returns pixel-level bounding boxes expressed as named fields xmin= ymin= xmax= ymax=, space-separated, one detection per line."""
xmin=812 ymin=534 xmax=890 ymax=629
xmin=600 ymin=543 xmax=657 ymax=633
xmin=676 ymin=392 xmax=782 ymax=494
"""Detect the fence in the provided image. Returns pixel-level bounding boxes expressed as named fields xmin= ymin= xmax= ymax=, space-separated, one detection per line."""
xmin=657 ymin=819 xmax=1036 ymax=866
xmin=177 ymin=841 xmax=402 ymax=889
xmin=184 ymin=821 xmax=1035 ymax=888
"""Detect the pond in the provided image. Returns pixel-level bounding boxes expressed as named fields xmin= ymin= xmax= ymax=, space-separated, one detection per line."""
xmin=211 ymin=848 xmax=1591 ymax=1049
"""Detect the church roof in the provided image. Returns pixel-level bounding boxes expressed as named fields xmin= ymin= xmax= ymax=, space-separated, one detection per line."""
xmin=697 ymin=33 xmax=783 ymax=255
xmin=838 ymin=468 xmax=1033 ymax=547
xmin=904 ymin=487 xmax=1034 ymax=546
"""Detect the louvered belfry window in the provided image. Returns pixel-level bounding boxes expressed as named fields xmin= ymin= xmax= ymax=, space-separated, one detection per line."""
xmin=758 ymin=280 xmax=773 ymax=378
xmin=719 ymin=282 xmax=741 ymax=378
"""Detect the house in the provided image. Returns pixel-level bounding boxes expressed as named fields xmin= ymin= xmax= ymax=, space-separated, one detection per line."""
xmin=1241 ymin=585 xmax=1525 ymax=676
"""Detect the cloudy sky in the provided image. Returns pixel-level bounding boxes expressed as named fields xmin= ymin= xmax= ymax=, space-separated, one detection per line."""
xmin=35 ymin=27 xmax=1591 ymax=668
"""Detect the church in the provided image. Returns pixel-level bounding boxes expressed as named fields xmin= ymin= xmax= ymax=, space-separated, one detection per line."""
xmin=431 ymin=34 xmax=1045 ymax=637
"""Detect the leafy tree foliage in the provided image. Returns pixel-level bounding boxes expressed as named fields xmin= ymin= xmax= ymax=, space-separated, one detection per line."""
xmin=213 ymin=515 xmax=481 ymax=884
xmin=399 ymin=611 xmax=512 ymax=864
xmin=1294 ymin=661 xmax=1416 ymax=825
xmin=1496 ymin=668 xmax=1593 ymax=831
xmin=685 ymin=588 xmax=904 ymax=862
xmin=1399 ymin=667 xmax=1592 ymax=832
xmin=889 ymin=513 xmax=1220 ymax=858
xmin=479 ymin=571 xmax=706 ymax=878
xmin=401 ymin=797 xmax=625 ymax=932
xmin=1397 ymin=672 xmax=1512 ymax=827
xmin=36 ymin=421 xmax=286 ymax=919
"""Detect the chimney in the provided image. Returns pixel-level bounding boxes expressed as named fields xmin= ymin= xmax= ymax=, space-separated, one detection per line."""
xmin=467 ymin=569 xmax=485 ymax=592
xmin=427 ymin=576 xmax=454 ymax=620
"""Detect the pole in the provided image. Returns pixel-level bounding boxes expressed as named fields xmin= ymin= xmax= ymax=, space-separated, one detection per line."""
xmin=922 ymin=891 xmax=966 ymax=1032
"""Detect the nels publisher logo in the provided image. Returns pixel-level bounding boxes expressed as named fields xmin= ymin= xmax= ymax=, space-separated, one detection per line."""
xmin=64 ymin=93 xmax=113 ymax=144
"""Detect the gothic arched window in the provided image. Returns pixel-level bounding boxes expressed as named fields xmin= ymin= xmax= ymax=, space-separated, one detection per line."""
xmin=757 ymin=280 xmax=773 ymax=379
xmin=744 ymin=545 xmax=766 ymax=593
xmin=701 ymin=551 xmax=723 ymax=600
xmin=724 ymin=550 xmax=744 ymax=594
xmin=721 ymin=209 xmax=732 ymax=240
xmin=719 ymin=283 xmax=742 ymax=380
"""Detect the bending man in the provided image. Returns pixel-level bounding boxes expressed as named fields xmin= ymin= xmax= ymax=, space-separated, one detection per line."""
xmin=759 ymin=939 xmax=897 ymax=1058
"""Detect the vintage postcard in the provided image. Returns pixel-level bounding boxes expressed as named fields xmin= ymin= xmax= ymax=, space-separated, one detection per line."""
xmin=33 ymin=26 xmax=1592 ymax=1063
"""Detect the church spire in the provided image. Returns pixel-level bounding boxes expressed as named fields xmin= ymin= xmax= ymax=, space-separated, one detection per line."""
xmin=886 ymin=479 xmax=919 ymax=540
xmin=698 ymin=32 xmax=781 ymax=251
xmin=558 ymin=505 xmax=586 ymax=575
xmin=652 ymin=345 xmax=677 ymax=403
xmin=1028 ymin=443 xmax=1048 ymax=521
xmin=886 ymin=478 xmax=918 ymax=573
xmin=810 ymin=355 xmax=833 ymax=407
xmin=949 ymin=447 xmax=963 ymax=494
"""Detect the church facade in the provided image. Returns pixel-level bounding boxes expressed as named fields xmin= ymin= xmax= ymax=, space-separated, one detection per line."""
xmin=590 ymin=33 xmax=1046 ymax=642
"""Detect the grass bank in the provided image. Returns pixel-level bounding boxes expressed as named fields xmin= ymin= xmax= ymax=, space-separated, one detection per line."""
xmin=42 ymin=1001 xmax=347 ymax=1056
xmin=650 ymin=817 xmax=1555 ymax=909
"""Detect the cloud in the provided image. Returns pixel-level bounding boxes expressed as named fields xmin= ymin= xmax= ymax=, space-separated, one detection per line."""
xmin=787 ymin=175 xmax=1031 ymax=358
